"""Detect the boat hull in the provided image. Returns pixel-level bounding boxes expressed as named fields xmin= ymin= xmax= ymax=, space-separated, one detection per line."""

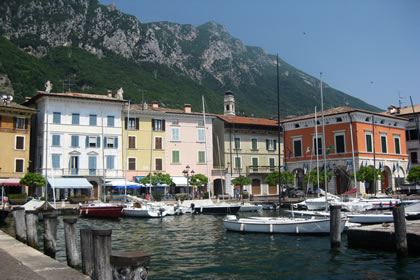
xmin=122 ymin=207 xmax=167 ymax=218
xmin=194 ymin=205 xmax=240 ymax=214
xmin=80 ymin=205 xmax=123 ymax=218
xmin=224 ymin=217 xmax=345 ymax=234
xmin=347 ymin=214 xmax=393 ymax=224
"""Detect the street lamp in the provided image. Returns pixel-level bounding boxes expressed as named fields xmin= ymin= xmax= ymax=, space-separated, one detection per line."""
xmin=183 ymin=165 xmax=195 ymax=199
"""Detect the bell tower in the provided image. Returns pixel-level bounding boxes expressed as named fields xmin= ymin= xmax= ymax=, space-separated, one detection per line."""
xmin=223 ymin=90 xmax=235 ymax=116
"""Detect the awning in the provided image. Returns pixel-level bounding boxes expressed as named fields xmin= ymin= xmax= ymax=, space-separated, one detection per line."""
xmin=47 ymin=177 xmax=93 ymax=189
xmin=114 ymin=185 xmax=142 ymax=190
xmin=171 ymin=176 xmax=188 ymax=186
xmin=0 ymin=178 xmax=26 ymax=187
xmin=105 ymin=179 xmax=142 ymax=188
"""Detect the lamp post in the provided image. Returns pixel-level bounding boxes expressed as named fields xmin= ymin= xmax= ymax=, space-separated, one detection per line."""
xmin=183 ymin=165 xmax=195 ymax=199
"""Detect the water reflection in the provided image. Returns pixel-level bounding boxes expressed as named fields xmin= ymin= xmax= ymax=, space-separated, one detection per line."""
xmin=1 ymin=211 xmax=420 ymax=279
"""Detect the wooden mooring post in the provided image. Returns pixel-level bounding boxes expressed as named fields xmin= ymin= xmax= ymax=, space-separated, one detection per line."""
xmin=92 ymin=228 xmax=112 ymax=280
xmin=25 ymin=210 xmax=39 ymax=249
xmin=63 ymin=217 xmax=80 ymax=268
xmin=392 ymin=206 xmax=408 ymax=257
xmin=111 ymin=251 xmax=151 ymax=280
xmin=12 ymin=207 xmax=26 ymax=243
xmin=80 ymin=228 xmax=94 ymax=278
xmin=43 ymin=213 xmax=58 ymax=258
xmin=330 ymin=205 xmax=342 ymax=248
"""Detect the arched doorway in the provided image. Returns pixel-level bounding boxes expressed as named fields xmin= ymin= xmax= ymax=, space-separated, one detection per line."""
xmin=90 ymin=181 xmax=98 ymax=199
xmin=335 ymin=166 xmax=351 ymax=195
xmin=381 ymin=166 xmax=391 ymax=193
xmin=293 ymin=168 xmax=305 ymax=190
xmin=213 ymin=179 xmax=225 ymax=196
xmin=251 ymin=179 xmax=261 ymax=195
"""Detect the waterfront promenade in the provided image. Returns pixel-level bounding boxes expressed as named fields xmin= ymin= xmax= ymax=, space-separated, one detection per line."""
xmin=0 ymin=228 xmax=89 ymax=279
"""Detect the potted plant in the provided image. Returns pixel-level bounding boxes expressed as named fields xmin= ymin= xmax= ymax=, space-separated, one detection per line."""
xmin=8 ymin=193 xmax=28 ymax=205
xmin=69 ymin=195 xmax=88 ymax=204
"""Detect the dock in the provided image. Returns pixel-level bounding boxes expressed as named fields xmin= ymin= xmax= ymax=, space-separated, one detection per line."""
xmin=0 ymin=229 xmax=89 ymax=279
xmin=347 ymin=220 xmax=420 ymax=255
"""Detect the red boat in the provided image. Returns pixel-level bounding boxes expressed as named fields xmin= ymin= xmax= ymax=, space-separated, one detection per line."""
xmin=80 ymin=203 xmax=123 ymax=218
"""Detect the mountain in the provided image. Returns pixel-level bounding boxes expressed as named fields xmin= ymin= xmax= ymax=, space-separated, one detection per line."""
xmin=0 ymin=0 xmax=380 ymax=118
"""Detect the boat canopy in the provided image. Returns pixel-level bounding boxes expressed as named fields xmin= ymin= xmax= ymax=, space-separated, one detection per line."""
xmin=47 ymin=177 xmax=93 ymax=189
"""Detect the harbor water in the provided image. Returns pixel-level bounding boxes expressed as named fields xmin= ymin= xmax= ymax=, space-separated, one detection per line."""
xmin=2 ymin=211 xmax=420 ymax=279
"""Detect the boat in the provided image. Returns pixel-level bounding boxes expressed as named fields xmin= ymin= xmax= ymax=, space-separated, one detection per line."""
xmin=404 ymin=201 xmax=420 ymax=220
xmin=238 ymin=203 xmax=263 ymax=212
xmin=346 ymin=213 xmax=394 ymax=224
xmin=223 ymin=215 xmax=346 ymax=234
xmin=193 ymin=204 xmax=240 ymax=214
xmin=122 ymin=203 xmax=167 ymax=218
xmin=79 ymin=203 xmax=123 ymax=218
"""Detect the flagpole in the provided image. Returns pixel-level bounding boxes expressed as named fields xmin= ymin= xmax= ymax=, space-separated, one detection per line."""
xmin=320 ymin=72 xmax=328 ymax=206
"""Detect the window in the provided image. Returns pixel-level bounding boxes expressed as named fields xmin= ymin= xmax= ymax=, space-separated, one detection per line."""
xmin=365 ymin=133 xmax=373 ymax=152
xmin=251 ymin=138 xmax=258 ymax=150
xmin=172 ymin=119 xmax=179 ymax=125
xmin=71 ymin=135 xmax=79 ymax=147
xmin=198 ymin=128 xmax=205 ymax=142
xmin=381 ymin=134 xmax=387 ymax=153
xmin=126 ymin=117 xmax=139 ymax=130
xmin=15 ymin=159 xmax=24 ymax=173
xmin=70 ymin=156 xmax=79 ymax=175
xmin=266 ymin=139 xmax=276 ymax=151
xmin=52 ymin=135 xmax=60 ymax=146
xmin=234 ymin=137 xmax=241 ymax=149
xmin=155 ymin=158 xmax=163 ymax=171
xmin=106 ymin=156 xmax=115 ymax=170
xmin=52 ymin=154 xmax=61 ymax=169
xmin=293 ymin=139 xmax=302 ymax=157
xmin=128 ymin=158 xmax=136 ymax=170
xmin=252 ymin=157 xmax=258 ymax=172
xmin=394 ymin=136 xmax=401 ymax=154
xmin=89 ymin=114 xmax=97 ymax=126
xmin=105 ymin=136 xmax=118 ymax=148
xmin=336 ymin=117 xmax=343 ymax=122
xmin=269 ymin=158 xmax=275 ymax=172
xmin=172 ymin=127 xmax=180 ymax=141
xmin=107 ymin=116 xmax=115 ymax=127
xmin=411 ymin=152 xmax=418 ymax=164
xmin=128 ymin=136 xmax=136 ymax=149
xmin=234 ymin=157 xmax=241 ymax=169
xmin=88 ymin=156 xmax=97 ymax=176
xmin=155 ymin=137 xmax=162 ymax=150
xmin=15 ymin=136 xmax=24 ymax=150
xmin=15 ymin=117 xmax=25 ymax=129
xmin=313 ymin=137 xmax=322 ymax=155
xmin=72 ymin=113 xmax=80 ymax=125
xmin=152 ymin=119 xmax=165 ymax=131
xmin=198 ymin=151 xmax=206 ymax=164
xmin=407 ymin=129 xmax=419 ymax=141
xmin=86 ymin=136 xmax=100 ymax=148
xmin=53 ymin=112 xmax=61 ymax=124
xmin=172 ymin=150 xmax=180 ymax=164
xmin=198 ymin=120 xmax=204 ymax=127
xmin=335 ymin=134 xmax=345 ymax=154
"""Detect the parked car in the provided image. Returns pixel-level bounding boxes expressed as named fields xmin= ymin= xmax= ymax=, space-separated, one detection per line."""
xmin=281 ymin=186 xmax=305 ymax=198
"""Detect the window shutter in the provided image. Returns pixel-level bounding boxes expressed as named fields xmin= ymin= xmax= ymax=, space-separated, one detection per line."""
xmin=274 ymin=140 xmax=277 ymax=151
xmin=136 ymin=118 xmax=139 ymax=130
xmin=104 ymin=137 xmax=107 ymax=147
xmin=152 ymin=119 xmax=155 ymax=131
xmin=25 ymin=118 xmax=29 ymax=129
xmin=115 ymin=137 xmax=118 ymax=148
xmin=97 ymin=136 xmax=101 ymax=148
xmin=266 ymin=139 xmax=269 ymax=150
xmin=0 ymin=116 xmax=2 ymax=127
xmin=162 ymin=120 xmax=166 ymax=131
xmin=125 ymin=117 xmax=128 ymax=130
xmin=13 ymin=117 xmax=16 ymax=129
xmin=85 ymin=136 xmax=89 ymax=148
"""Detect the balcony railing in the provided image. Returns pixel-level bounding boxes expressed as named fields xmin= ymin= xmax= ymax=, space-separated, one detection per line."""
xmin=35 ymin=168 xmax=125 ymax=178
xmin=246 ymin=165 xmax=277 ymax=174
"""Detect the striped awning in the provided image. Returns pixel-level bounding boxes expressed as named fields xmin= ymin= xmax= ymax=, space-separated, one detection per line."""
xmin=47 ymin=177 xmax=93 ymax=189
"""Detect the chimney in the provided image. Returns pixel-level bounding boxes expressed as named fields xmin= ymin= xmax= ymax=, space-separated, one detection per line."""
xmin=152 ymin=101 xmax=159 ymax=109
xmin=25 ymin=97 xmax=31 ymax=102
xmin=142 ymin=102 xmax=148 ymax=110
xmin=107 ymin=90 xmax=112 ymax=97
xmin=184 ymin=104 xmax=191 ymax=113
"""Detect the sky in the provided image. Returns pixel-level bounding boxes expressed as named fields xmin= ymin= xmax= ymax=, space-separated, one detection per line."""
xmin=99 ymin=0 xmax=420 ymax=110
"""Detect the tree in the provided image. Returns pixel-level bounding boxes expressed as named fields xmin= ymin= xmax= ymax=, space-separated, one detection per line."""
xmin=407 ymin=166 xmax=420 ymax=184
xmin=354 ymin=166 xmax=384 ymax=193
xmin=139 ymin=173 xmax=173 ymax=200
xmin=19 ymin=173 xmax=46 ymax=196
xmin=190 ymin=174 xmax=208 ymax=198
xmin=304 ymin=169 xmax=332 ymax=188
xmin=231 ymin=175 xmax=251 ymax=193
xmin=264 ymin=171 xmax=294 ymax=187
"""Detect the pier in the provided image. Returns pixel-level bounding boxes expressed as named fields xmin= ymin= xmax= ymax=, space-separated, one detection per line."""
xmin=347 ymin=220 xmax=420 ymax=255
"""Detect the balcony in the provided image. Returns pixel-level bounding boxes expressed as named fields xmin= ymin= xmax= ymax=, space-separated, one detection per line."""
xmin=36 ymin=168 xmax=125 ymax=178
xmin=246 ymin=165 xmax=277 ymax=174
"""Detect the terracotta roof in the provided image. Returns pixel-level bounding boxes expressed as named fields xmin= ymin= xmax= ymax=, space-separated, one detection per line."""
xmin=0 ymin=102 xmax=37 ymax=113
xmin=127 ymin=103 xmax=217 ymax=117
xmin=24 ymin=91 xmax=127 ymax=105
xmin=281 ymin=106 xmax=408 ymax=123
xmin=383 ymin=104 xmax=420 ymax=116
xmin=217 ymin=114 xmax=279 ymax=126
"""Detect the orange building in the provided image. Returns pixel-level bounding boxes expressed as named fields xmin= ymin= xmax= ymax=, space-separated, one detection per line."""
xmin=282 ymin=106 xmax=408 ymax=195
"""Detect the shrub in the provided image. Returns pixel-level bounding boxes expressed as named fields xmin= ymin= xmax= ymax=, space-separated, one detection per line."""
xmin=153 ymin=193 xmax=163 ymax=201
xmin=203 ymin=192 xmax=210 ymax=199
xmin=175 ymin=193 xmax=188 ymax=201
xmin=8 ymin=193 xmax=27 ymax=199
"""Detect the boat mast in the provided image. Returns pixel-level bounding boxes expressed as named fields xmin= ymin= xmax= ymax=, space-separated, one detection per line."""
xmin=320 ymin=72 xmax=328 ymax=204
xmin=348 ymin=113 xmax=358 ymax=197
xmin=202 ymin=96 xmax=211 ymax=201
xmin=125 ymin=100 xmax=130 ymax=201
xmin=45 ymin=107 xmax=49 ymax=209
xmin=102 ymin=111 xmax=106 ymax=202
xmin=276 ymin=54 xmax=282 ymax=200
xmin=315 ymin=107 xmax=320 ymax=197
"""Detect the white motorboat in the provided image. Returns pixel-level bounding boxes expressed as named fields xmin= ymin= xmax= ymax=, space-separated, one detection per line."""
xmin=122 ymin=202 xmax=167 ymax=218
xmin=346 ymin=213 xmax=394 ymax=224
xmin=223 ymin=215 xmax=346 ymax=234
xmin=238 ymin=203 xmax=263 ymax=212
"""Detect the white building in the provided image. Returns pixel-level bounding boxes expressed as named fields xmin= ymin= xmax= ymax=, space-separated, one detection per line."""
xmin=25 ymin=89 xmax=126 ymax=199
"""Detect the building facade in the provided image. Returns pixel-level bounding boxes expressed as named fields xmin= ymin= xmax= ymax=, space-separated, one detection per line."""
xmin=282 ymin=106 xmax=409 ymax=195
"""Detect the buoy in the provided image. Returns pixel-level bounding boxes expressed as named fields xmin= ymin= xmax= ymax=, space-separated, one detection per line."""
xmin=240 ymin=223 xmax=244 ymax=232
xmin=296 ymin=225 xmax=299 ymax=234
xmin=270 ymin=224 xmax=273 ymax=233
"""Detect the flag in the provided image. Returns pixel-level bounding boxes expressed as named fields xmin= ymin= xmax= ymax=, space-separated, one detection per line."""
xmin=392 ymin=163 xmax=396 ymax=172
xmin=346 ymin=160 xmax=352 ymax=172
xmin=283 ymin=163 xmax=287 ymax=171
xmin=407 ymin=162 xmax=412 ymax=172
xmin=327 ymin=162 xmax=331 ymax=171
xmin=365 ymin=161 xmax=368 ymax=167
xmin=360 ymin=161 xmax=364 ymax=169
xmin=306 ymin=147 xmax=311 ymax=154
xmin=303 ymin=163 xmax=308 ymax=175
xmin=396 ymin=162 xmax=399 ymax=170
xmin=326 ymin=144 xmax=334 ymax=155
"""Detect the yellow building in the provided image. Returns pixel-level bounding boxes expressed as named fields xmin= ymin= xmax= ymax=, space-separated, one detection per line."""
xmin=0 ymin=99 xmax=37 ymax=193
xmin=123 ymin=102 xmax=166 ymax=180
